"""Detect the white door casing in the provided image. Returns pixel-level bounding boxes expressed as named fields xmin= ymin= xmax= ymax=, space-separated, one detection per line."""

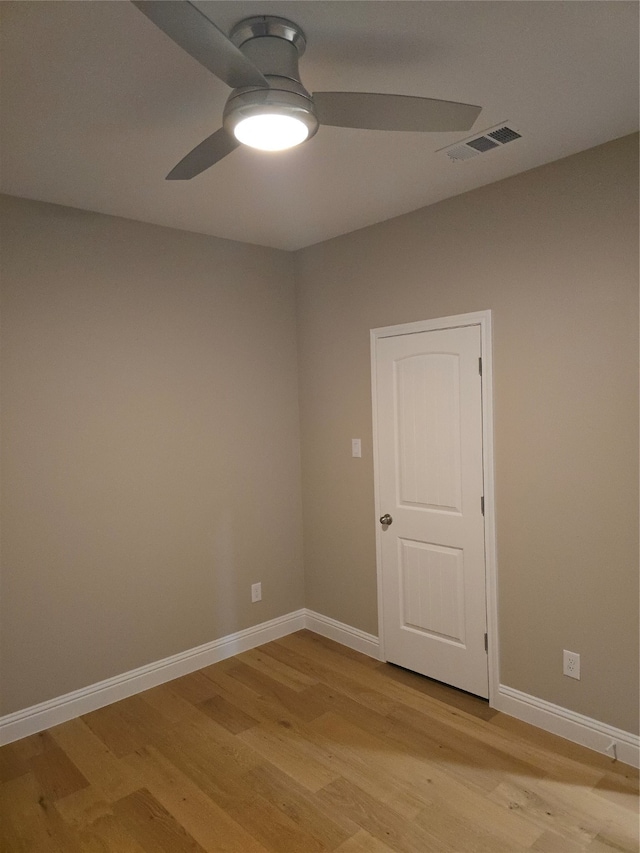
xmin=371 ymin=312 xmax=498 ymax=701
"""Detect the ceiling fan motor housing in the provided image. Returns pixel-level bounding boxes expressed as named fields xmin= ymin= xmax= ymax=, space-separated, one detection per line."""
xmin=223 ymin=16 xmax=319 ymax=143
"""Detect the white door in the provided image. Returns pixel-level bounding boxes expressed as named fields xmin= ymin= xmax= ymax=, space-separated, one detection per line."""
xmin=374 ymin=323 xmax=488 ymax=698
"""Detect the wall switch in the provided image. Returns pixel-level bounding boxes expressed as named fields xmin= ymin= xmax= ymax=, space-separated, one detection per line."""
xmin=251 ymin=582 xmax=262 ymax=603
xmin=563 ymin=649 xmax=580 ymax=680
xmin=351 ymin=438 xmax=362 ymax=458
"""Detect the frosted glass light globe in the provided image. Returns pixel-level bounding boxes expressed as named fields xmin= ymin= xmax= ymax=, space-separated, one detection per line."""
xmin=233 ymin=113 xmax=310 ymax=151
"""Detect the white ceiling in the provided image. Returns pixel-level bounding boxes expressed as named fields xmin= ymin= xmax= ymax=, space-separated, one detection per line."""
xmin=1 ymin=1 xmax=638 ymax=251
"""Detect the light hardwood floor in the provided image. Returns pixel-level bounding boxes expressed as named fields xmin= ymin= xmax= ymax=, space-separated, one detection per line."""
xmin=1 ymin=630 xmax=638 ymax=852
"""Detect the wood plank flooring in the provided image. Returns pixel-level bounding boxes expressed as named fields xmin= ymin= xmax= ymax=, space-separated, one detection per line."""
xmin=1 ymin=630 xmax=638 ymax=852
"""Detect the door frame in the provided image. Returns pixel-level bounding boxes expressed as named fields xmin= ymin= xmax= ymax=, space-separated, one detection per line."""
xmin=371 ymin=310 xmax=499 ymax=706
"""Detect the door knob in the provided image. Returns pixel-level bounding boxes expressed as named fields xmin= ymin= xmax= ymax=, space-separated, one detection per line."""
xmin=379 ymin=514 xmax=393 ymax=526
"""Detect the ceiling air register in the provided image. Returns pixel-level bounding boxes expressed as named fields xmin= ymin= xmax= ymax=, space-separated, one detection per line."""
xmin=442 ymin=124 xmax=522 ymax=162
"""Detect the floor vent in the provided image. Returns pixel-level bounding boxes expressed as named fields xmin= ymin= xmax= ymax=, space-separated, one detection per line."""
xmin=441 ymin=124 xmax=522 ymax=163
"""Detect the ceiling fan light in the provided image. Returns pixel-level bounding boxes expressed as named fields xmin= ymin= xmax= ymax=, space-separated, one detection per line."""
xmin=233 ymin=113 xmax=310 ymax=151
xmin=224 ymin=88 xmax=319 ymax=153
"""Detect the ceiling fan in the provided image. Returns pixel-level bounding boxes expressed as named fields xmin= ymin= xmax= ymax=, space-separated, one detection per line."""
xmin=132 ymin=1 xmax=482 ymax=180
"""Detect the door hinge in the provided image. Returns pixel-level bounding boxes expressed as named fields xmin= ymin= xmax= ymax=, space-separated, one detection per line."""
xmin=478 ymin=356 xmax=482 ymax=376
xmin=481 ymin=496 xmax=485 ymax=515
xmin=484 ymin=632 xmax=488 ymax=653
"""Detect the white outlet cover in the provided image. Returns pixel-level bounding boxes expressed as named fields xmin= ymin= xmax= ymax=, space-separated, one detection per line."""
xmin=563 ymin=649 xmax=580 ymax=680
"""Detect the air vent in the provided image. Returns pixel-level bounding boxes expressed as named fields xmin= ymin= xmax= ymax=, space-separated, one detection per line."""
xmin=488 ymin=126 xmax=522 ymax=144
xmin=466 ymin=136 xmax=499 ymax=153
xmin=444 ymin=144 xmax=480 ymax=162
xmin=440 ymin=123 xmax=522 ymax=163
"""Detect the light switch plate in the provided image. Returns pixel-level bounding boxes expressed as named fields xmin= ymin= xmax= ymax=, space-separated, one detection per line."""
xmin=351 ymin=438 xmax=361 ymax=458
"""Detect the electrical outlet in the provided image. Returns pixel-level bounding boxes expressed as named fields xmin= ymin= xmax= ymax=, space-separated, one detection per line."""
xmin=563 ymin=649 xmax=580 ymax=680
xmin=251 ymin=582 xmax=262 ymax=603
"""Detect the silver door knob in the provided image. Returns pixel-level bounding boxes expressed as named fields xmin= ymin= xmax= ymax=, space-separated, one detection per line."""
xmin=379 ymin=514 xmax=393 ymax=526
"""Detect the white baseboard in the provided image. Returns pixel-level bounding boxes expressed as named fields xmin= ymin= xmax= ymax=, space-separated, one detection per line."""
xmin=304 ymin=610 xmax=381 ymax=660
xmin=0 ymin=609 xmax=306 ymax=746
xmin=495 ymin=685 xmax=639 ymax=769
xmin=0 ymin=609 xmax=380 ymax=746
xmin=2 ymin=612 xmax=637 ymax=770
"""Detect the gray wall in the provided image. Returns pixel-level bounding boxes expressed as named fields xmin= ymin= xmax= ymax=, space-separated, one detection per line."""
xmin=0 ymin=196 xmax=304 ymax=715
xmin=295 ymin=134 xmax=639 ymax=734
xmin=1 ymin=134 xmax=638 ymax=736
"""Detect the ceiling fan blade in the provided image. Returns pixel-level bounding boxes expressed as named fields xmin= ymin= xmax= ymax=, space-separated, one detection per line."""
xmin=313 ymin=92 xmax=481 ymax=133
xmin=132 ymin=1 xmax=268 ymax=89
xmin=166 ymin=128 xmax=239 ymax=180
